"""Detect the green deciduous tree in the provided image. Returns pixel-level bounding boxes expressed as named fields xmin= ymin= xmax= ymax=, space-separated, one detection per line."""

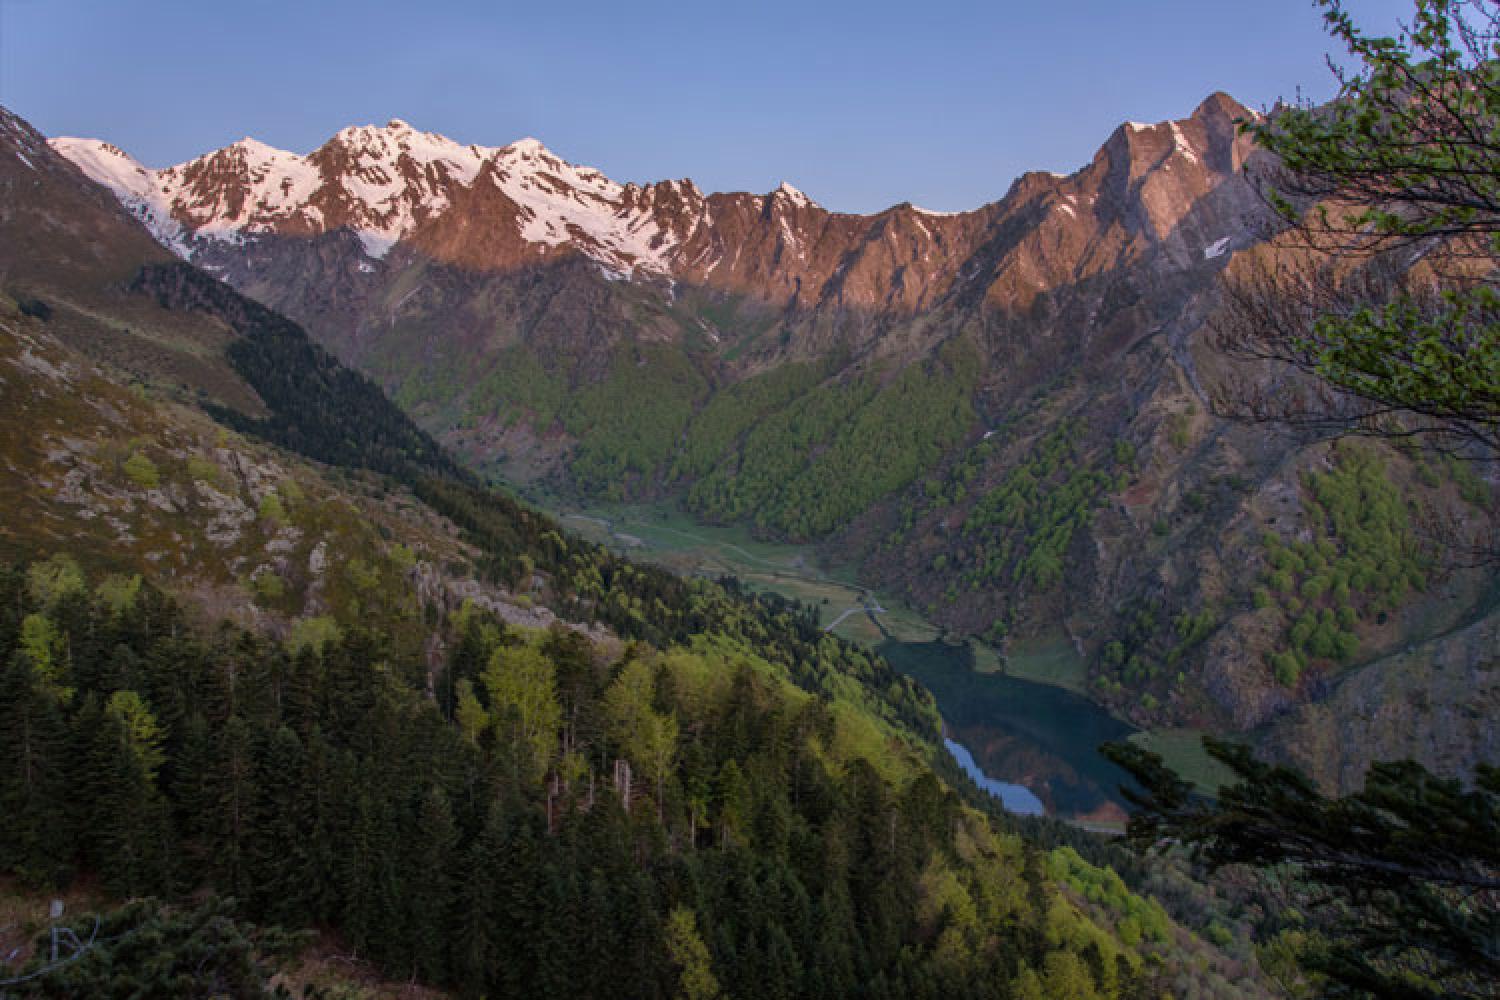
xmin=604 ymin=656 xmax=680 ymax=817
xmin=481 ymin=643 xmax=562 ymax=782
xmin=664 ymin=906 xmax=723 ymax=1000
xmin=1218 ymin=0 xmax=1500 ymax=454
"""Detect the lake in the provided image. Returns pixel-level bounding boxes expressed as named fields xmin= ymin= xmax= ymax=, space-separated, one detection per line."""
xmin=878 ymin=639 xmax=1138 ymax=824
xmin=944 ymin=737 xmax=1046 ymax=815
xmin=550 ymin=500 xmax=1140 ymax=824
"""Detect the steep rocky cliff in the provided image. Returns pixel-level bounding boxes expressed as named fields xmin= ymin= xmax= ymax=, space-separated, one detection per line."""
xmin=52 ymin=96 xmax=1499 ymax=787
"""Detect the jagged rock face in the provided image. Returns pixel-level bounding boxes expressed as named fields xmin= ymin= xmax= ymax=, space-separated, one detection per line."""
xmin=17 ymin=100 xmax=1500 ymax=787
xmin=53 ymin=93 xmax=1260 ymax=323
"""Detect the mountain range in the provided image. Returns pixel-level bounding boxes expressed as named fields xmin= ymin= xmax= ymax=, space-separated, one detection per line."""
xmin=24 ymin=93 xmax=1500 ymax=792
xmin=0 ymin=97 xmax=1290 ymax=998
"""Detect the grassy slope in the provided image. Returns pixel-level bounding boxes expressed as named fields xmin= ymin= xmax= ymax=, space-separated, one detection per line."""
xmin=0 ymin=303 xmax=493 ymax=648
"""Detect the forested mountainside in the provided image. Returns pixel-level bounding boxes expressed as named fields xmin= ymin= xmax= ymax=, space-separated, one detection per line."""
xmin=59 ymin=93 xmax=1500 ymax=788
xmin=0 ymin=104 xmax=1270 ymax=998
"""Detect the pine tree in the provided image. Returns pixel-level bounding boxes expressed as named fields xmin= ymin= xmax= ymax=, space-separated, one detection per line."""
xmin=406 ymin=784 xmax=459 ymax=983
xmin=0 ymin=654 xmax=75 ymax=886
xmin=664 ymin=906 xmax=722 ymax=1000
xmin=452 ymin=800 xmax=505 ymax=996
xmin=1105 ymin=737 xmax=1500 ymax=998
xmin=299 ymin=725 xmax=344 ymax=924
xmin=169 ymin=711 xmax=217 ymax=879
xmin=83 ymin=690 xmax=174 ymax=897
xmin=210 ymin=714 xmax=258 ymax=899
xmin=249 ymin=725 xmax=316 ymax=925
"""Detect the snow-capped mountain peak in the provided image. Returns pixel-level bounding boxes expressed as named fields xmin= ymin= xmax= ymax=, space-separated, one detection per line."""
xmin=773 ymin=181 xmax=816 ymax=209
xmin=54 ymin=121 xmax=694 ymax=274
xmin=51 ymin=93 xmax=1254 ymax=296
xmin=49 ymin=136 xmax=192 ymax=255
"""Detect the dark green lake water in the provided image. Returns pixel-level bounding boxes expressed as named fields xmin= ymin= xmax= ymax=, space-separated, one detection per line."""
xmin=878 ymin=640 xmax=1138 ymax=820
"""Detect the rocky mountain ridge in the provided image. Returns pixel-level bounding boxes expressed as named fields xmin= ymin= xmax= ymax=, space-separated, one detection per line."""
xmin=29 ymin=99 xmax=1500 ymax=792
xmin=55 ymin=92 xmax=1258 ymax=318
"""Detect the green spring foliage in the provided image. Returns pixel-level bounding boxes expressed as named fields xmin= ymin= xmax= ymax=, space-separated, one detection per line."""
xmin=564 ymin=345 xmax=710 ymax=499
xmin=898 ymin=419 xmax=1126 ymax=618
xmin=0 ymin=560 xmax=1180 ymax=1000
xmin=1259 ymin=444 xmax=1424 ymax=686
xmin=122 ymin=450 xmax=160 ymax=490
xmin=689 ymin=346 xmax=978 ymax=541
xmin=411 ymin=477 xmax=942 ymax=741
xmin=959 ymin=420 xmax=1120 ymax=591
xmin=1248 ymin=0 xmax=1500 ymax=454
xmin=1091 ymin=598 xmax=1219 ymax=710
xmin=455 ymin=344 xmax=569 ymax=431
xmin=670 ymin=361 xmax=827 ymax=482
xmin=1046 ymin=847 xmax=1171 ymax=948
xmin=186 ymin=454 xmax=223 ymax=486
xmin=689 ymin=373 xmax=875 ymax=525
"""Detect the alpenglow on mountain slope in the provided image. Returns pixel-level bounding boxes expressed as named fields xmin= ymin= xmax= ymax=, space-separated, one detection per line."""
xmin=54 ymin=93 xmax=1263 ymax=519
xmin=54 ymin=94 xmax=1500 ymax=796
xmin=55 ymin=94 xmax=1256 ymax=316
xmin=0 ymin=101 xmax=1280 ymax=999
xmin=53 ymin=123 xmax=716 ymax=273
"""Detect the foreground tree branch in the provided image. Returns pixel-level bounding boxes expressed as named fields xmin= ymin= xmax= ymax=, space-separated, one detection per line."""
xmin=1211 ymin=0 xmax=1500 ymax=460
xmin=1104 ymin=738 xmax=1500 ymax=999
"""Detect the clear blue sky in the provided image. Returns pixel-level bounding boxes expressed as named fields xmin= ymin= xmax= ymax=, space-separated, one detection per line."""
xmin=0 ymin=0 xmax=1413 ymax=213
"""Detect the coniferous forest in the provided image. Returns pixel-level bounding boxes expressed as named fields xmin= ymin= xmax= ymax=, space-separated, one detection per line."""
xmin=3 ymin=0 xmax=1498 ymax=996
xmin=0 ymin=554 xmax=1212 ymax=999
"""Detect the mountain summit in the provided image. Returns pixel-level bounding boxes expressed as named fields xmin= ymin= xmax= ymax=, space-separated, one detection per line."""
xmin=17 ymin=91 xmax=1500 ymax=813
xmin=54 ymin=94 xmax=1258 ymax=312
xmin=58 ymin=120 xmax=753 ymax=279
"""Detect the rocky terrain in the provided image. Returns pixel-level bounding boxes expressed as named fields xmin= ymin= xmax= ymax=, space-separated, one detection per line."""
xmin=42 ymin=97 xmax=1500 ymax=790
xmin=0 ymin=111 xmax=608 ymax=667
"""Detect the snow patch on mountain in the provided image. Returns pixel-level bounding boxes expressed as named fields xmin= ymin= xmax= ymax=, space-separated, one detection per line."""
xmin=53 ymin=121 xmax=693 ymax=278
xmin=50 ymin=137 xmax=193 ymax=257
xmin=174 ymin=138 xmax=320 ymax=242
xmin=488 ymin=137 xmax=679 ymax=276
xmin=773 ymin=181 xmax=815 ymax=209
xmin=1170 ymin=123 xmax=1200 ymax=165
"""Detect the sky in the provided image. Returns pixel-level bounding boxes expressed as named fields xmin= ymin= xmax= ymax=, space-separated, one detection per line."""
xmin=0 ymin=0 xmax=1415 ymax=214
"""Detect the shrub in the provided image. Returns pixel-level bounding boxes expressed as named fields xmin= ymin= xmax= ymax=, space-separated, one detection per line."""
xmin=1272 ymin=651 xmax=1302 ymax=686
xmin=96 ymin=574 xmax=143 ymax=615
xmin=17 ymin=296 xmax=52 ymax=320
xmin=249 ymin=570 xmax=284 ymax=602
xmin=287 ymin=615 xmax=342 ymax=654
xmin=186 ymin=455 xmax=222 ymax=485
xmin=257 ymin=492 xmax=286 ymax=525
xmin=123 ymin=450 xmax=160 ymax=489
